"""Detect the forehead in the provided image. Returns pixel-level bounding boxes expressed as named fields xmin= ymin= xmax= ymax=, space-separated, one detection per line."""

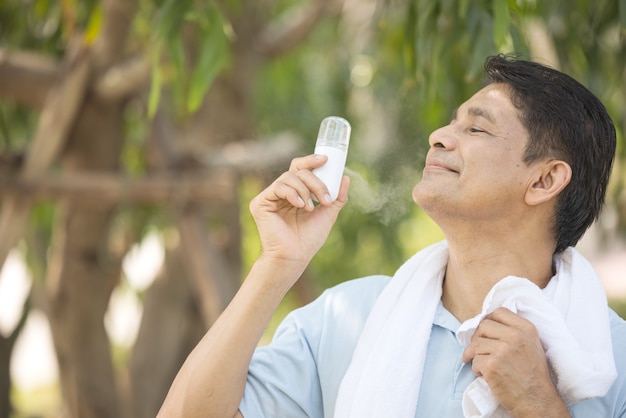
xmin=457 ymin=83 xmax=521 ymax=125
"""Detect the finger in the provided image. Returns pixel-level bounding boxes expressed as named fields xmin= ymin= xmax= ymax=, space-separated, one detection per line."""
xmin=470 ymin=353 xmax=485 ymax=377
xmin=462 ymin=314 xmax=531 ymax=363
xmin=462 ymin=334 xmax=495 ymax=363
xmin=263 ymin=172 xmax=315 ymax=211
xmin=469 ymin=349 xmax=506 ymax=378
xmin=293 ymin=168 xmax=333 ymax=206
xmin=484 ymin=307 xmax=533 ymax=328
xmin=472 ymin=317 xmax=512 ymax=340
xmin=287 ymin=155 xmax=337 ymax=205
xmin=483 ymin=309 xmax=539 ymax=342
xmin=462 ymin=344 xmax=475 ymax=363
xmin=289 ymin=154 xmax=328 ymax=172
xmin=463 ymin=339 xmax=492 ymax=376
xmin=464 ymin=337 xmax=508 ymax=375
xmin=462 ymin=316 xmax=511 ymax=363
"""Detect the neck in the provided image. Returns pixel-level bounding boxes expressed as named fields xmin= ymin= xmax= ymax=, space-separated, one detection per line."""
xmin=440 ymin=229 xmax=556 ymax=322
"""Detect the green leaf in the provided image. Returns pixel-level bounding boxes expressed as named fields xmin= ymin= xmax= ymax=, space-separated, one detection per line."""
xmin=147 ymin=42 xmax=163 ymax=119
xmin=492 ymin=0 xmax=510 ymax=49
xmin=84 ymin=2 xmax=102 ymax=45
xmin=469 ymin=10 xmax=495 ymax=80
xmin=166 ymin=35 xmax=188 ymax=114
xmin=403 ymin=1 xmax=417 ymax=82
xmin=414 ymin=0 xmax=438 ymax=80
xmin=154 ymin=0 xmax=193 ymax=40
xmin=0 ymin=105 xmax=10 ymax=146
xmin=186 ymin=5 xmax=230 ymax=113
xmin=620 ymin=0 xmax=626 ymax=32
xmin=459 ymin=0 xmax=470 ymax=19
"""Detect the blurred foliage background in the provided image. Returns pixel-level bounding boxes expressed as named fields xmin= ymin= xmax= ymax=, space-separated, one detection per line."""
xmin=0 ymin=0 xmax=625 ymax=416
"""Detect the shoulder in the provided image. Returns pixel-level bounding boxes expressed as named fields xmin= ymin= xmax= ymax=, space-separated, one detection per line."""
xmin=609 ymin=308 xmax=626 ymax=335
xmin=609 ymin=309 xmax=626 ymax=366
xmin=319 ymin=275 xmax=392 ymax=306
xmin=272 ymin=275 xmax=392 ymax=352
xmin=551 ymin=310 xmax=626 ymax=417
xmin=605 ymin=309 xmax=626 ymax=415
xmin=284 ymin=275 xmax=392 ymax=329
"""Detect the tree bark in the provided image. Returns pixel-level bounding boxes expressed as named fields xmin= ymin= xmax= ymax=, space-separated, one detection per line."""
xmin=0 ymin=48 xmax=60 ymax=109
xmin=0 ymin=295 xmax=30 ymax=418
xmin=0 ymin=40 xmax=90 ymax=279
xmin=0 ymin=172 xmax=236 ymax=204
xmin=43 ymin=1 xmax=139 ymax=416
xmin=128 ymin=243 xmax=205 ymax=418
xmin=46 ymin=99 xmax=126 ymax=418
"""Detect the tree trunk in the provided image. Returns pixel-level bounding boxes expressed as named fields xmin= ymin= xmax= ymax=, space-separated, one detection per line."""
xmin=42 ymin=1 xmax=138 ymax=416
xmin=0 ymin=336 xmax=12 ymax=418
xmin=46 ymin=99 xmax=126 ymax=418
xmin=128 ymin=244 xmax=205 ymax=418
xmin=0 ymin=296 xmax=30 ymax=418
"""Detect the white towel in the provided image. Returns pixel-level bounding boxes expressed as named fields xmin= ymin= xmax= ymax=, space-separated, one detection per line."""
xmin=457 ymin=250 xmax=617 ymax=417
xmin=334 ymin=241 xmax=617 ymax=418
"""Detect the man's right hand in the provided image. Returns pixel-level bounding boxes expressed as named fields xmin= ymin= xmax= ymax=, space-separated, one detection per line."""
xmin=250 ymin=154 xmax=350 ymax=272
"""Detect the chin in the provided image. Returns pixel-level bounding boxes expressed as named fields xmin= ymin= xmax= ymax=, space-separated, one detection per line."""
xmin=412 ymin=181 xmax=431 ymax=207
xmin=412 ymin=183 xmax=451 ymax=217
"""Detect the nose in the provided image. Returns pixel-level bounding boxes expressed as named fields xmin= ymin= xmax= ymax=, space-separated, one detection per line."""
xmin=428 ymin=124 xmax=457 ymax=150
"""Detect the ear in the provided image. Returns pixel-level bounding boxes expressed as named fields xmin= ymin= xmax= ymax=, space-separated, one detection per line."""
xmin=525 ymin=160 xmax=572 ymax=206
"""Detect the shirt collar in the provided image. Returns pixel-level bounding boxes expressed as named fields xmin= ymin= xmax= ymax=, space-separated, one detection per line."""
xmin=433 ymin=300 xmax=461 ymax=333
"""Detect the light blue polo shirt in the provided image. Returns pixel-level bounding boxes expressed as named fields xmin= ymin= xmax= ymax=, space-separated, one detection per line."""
xmin=240 ymin=275 xmax=626 ymax=417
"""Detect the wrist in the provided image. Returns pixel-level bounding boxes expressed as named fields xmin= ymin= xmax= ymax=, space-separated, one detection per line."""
xmin=251 ymin=253 xmax=309 ymax=292
xmin=257 ymin=250 xmax=310 ymax=271
xmin=508 ymin=390 xmax=571 ymax=418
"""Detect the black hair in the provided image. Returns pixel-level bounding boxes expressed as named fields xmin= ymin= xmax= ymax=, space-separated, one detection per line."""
xmin=483 ymin=54 xmax=616 ymax=254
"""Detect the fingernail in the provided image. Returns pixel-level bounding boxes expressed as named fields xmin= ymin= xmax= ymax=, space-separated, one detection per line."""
xmin=323 ymin=194 xmax=332 ymax=203
xmin=296 ymin=196 xmax=305 ymax=206
xmin=307 ymin=199 xmax=314 ymax=209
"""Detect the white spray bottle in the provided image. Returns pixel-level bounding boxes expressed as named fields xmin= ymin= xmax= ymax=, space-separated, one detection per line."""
xmin=312 ymin=116 xmax=351 ymax=201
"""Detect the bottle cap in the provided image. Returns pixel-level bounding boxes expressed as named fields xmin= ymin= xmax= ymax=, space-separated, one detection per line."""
xmin=316 ymin=116 xmax=351 ymax=151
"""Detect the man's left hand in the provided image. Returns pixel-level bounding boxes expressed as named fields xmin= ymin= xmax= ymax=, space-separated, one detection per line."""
xmin=461 ymin=307 xmax=571 ymax=418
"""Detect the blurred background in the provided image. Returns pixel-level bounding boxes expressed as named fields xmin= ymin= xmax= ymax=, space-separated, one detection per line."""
xmin=0 ymin=0 xmax=625 ymax=417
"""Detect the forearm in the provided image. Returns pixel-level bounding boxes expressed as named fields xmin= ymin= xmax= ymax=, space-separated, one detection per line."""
xmin=157 ymin=255 xmax=308 ymax=418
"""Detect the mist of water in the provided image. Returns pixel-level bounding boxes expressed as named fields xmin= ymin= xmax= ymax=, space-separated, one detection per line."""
xmin=343 ymin=166 xmax=418 ymax=225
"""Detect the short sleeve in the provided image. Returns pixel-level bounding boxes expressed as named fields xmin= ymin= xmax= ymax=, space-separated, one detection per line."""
xmin=569 ymin=310 xmax=626 ymax=417
xmin=239 ymin=309 xmax=324 ymax=418
xmin=239 ymin=275 xmax=391 ymax=418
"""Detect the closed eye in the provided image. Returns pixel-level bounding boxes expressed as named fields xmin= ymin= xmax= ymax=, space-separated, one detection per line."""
xmin=468 ymin=127 xmax=486 ymax=134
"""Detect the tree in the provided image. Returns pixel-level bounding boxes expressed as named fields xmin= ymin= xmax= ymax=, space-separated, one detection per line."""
xmin=0 ymin=0 xmax=624 ymax=416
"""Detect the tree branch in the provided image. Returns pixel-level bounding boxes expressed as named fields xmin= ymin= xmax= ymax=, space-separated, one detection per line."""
xmin=523 ymin=18 xmax=561 ymax=70
xmin=0 ymin=48 xmax=61 ymax=110
xmin=0 ymin=172 xmax=236 ymax=205
xmin=92 ymin=0 xmax=139 ymax=70
xmin=200 ymin=132 xmax=301 ymax=172
xmin=93 ymin=54 xmax=151 ymax=101
xmin=177 ymin=210 xmax=237 ymax=325
xmin=258 ymin=0 xmax=343 ymax=59
xmin=0 ymin=39 xmax=90 ymax=275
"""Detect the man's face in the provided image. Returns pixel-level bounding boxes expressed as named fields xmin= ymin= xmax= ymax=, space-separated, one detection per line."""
xmin=413 ymin=83 xmax=536 ymax=223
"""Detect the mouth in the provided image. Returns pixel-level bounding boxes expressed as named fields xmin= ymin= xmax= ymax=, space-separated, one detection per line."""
xmin=424 ymin=159 xmax=459 ymax=173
